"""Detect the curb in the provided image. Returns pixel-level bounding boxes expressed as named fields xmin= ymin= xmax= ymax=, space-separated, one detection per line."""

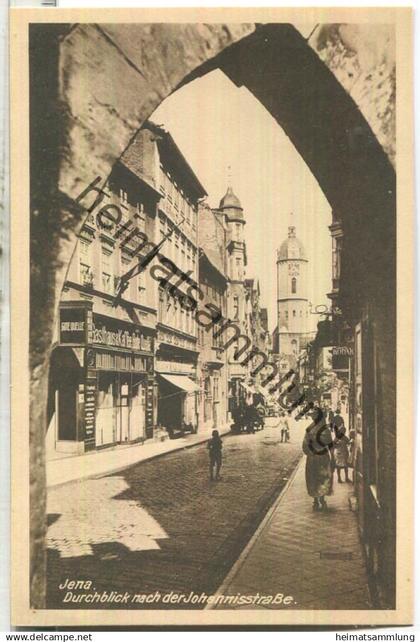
xmin=206 ymin=455 xmax=305 ymax=608
xmin=47 ymin=425 xmax=231 ymax=489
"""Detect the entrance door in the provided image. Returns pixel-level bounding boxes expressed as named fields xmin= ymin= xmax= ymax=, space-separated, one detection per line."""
xmin=116 ymin=377 xmax=130 ymax=444
xmin=57 ymin=379 xmax=78 ymax=441
xmin=130 ymin=377 xmax=146 ymax=442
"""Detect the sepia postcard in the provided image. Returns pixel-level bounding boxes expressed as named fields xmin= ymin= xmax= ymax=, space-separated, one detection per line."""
xmin=10 ymin=6 xmax=413 ymax=628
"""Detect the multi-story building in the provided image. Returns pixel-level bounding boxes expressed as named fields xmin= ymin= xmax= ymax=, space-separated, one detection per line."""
xmin=150 ymin=122 xmax=207 ymax=436
xmin=47 ymin=138 xmax=161 ymax=458
xmin=324 ymin=208 xmax=394 ymax=607
xmin=197 ymin=204 xmax=229 ymax=431
xmin=46 ymin=120 xmax=208 ymax=455
xmin=213 ymin=186 xmax=249 ymax=413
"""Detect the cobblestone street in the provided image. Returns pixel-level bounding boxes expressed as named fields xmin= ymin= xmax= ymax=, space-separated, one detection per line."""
xmin=47 ymin=418 xmax=305 ymax=608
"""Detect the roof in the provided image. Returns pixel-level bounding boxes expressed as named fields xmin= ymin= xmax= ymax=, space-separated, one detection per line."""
xmin=278 ymin=226 xmax=307 ymax=261
xmin=199 ymin=248 xmax=227 ymax=284
xmin=219 ymin=186 xmax=244 ymax=220
xmin=146 ymin=121 xmax=207 ymax=200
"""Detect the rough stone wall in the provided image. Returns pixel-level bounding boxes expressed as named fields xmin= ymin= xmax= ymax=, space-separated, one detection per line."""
xmin=29 ymin=21 xmax=397 ymax=610
xmin=310 ymin=24 xmax=396 ymax=166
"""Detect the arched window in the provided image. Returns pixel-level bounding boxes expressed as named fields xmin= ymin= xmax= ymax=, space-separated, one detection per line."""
xmin=291 ymin=277 xmax=297 ymax=294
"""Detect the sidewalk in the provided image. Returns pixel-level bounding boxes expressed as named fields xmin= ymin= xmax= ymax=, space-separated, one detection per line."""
xmin=213 ymin=457 xmax=371 ymax=610
xmin=47 ymin=425 xmax=230 ymax=488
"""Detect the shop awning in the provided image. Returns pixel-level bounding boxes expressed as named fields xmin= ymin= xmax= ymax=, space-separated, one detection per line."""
xmin=158 ymin=373 xmax=200 ymax=394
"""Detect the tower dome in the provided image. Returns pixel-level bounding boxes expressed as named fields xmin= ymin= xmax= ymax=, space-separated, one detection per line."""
xmin=219 ymin=186 xmax=244 ymax=221
xmin=278 ymin=226 xmax=307 ymax=261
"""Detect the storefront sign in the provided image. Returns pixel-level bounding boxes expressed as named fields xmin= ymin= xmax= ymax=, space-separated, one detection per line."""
xmin=60 ymin=307 xmax=86 ymax=345
xmin=90 ymin=314 xmax=153 ymax=353
xmin=331 ymin=346 xmax=353 ymax=371
xmin=157 ymin=328 xmax=196 ymax=351
xmin=156 ymin=360 xmax=195 ymax=375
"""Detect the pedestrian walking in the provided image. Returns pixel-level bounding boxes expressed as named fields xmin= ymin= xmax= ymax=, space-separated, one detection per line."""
xmin=279 ymin=412 xmax=290 ymax=442
xmin=332 ymin=410 xmax=350 ymax=483
xmin=348 ymin=429 xmax=357 ymax=483
xmin=208 ymin=429 xmax=223 ymax=481
xmin=302 ymin=407 xmax=334 ymax=511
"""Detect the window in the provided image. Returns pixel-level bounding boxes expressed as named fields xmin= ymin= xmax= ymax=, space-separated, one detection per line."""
xmin=233 ymin=296 xmax=239 ymax=320
xmin=159 ymin=167 xmax=166 ymax=195
xmin=138 ymin=271 xmax=146 ymax=299
xmin=285 ymin=311 xmax=288 ymax=320
xmin=79 ymin=240 xmax=93 ymax=286
xmin=159 ymin=288 xmax=165 ymax=321
xmin=235 ymin=223 xmax=241 ymax=240
xmin=236 ymin=257 xmax=241 ymax=279
xmin=186 ymin=246 xmax=192 ymax=273
xmin=291 ymin=277 xmax=297 ymax=294
xmin=213 ymin=377 xmax=219 ymax=402
xmin=181 ymin=238 xmax=186 ymax=271
xmin=101 ymin=248 xmax=113 ymax=294
xmin=119 ymin=188 xmax=128 ymax=204
xmin=136 ymin=202 xmax=145 ymax=223
xmin=160 ymin=217 xmax=166 ymax=240
xmin=293 ymin=310 xmax=296 ymax=317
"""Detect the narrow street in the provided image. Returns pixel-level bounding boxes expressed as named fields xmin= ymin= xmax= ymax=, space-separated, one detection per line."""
xmin=47 ymin=418 xmax=306 ymax=608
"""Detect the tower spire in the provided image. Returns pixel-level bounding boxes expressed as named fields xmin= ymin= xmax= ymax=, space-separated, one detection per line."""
xmin=227 ymin=164 xmax=232 ymax=187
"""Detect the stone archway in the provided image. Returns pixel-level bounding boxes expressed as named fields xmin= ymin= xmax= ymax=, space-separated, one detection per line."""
xmin=29 ymin=21 xmax=395 ymax=607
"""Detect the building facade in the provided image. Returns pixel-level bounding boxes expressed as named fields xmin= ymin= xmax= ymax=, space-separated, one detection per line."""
xmin=197 ymin=204 xmax=229 ymax=432
xmin=46 ymin=121 xmax=209 ymax=456
xmin=321 ymin=207 xmax=395 ymax=608
xmin=149 ymin=123 xmax=206 ymax=437
xmin=213 ymin=187 xmax=250 ymax=412
xmin=47 ymin=145 xmax=161 ymax=458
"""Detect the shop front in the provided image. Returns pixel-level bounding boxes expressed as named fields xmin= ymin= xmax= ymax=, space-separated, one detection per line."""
xmin=155 ymin=329 xmax=199 ymax=437
xmin=50 ymin=302 xmax=156 ymax=455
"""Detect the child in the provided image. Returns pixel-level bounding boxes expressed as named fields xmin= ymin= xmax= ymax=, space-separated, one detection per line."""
xmin=208 ymin=429 xmax=223 ymax=481
xmin=279 ymin=412 xmax=290 ymax=443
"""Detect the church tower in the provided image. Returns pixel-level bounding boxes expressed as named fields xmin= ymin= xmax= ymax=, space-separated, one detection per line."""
xmin=276 ymin=225 xmax=310 ymax=356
